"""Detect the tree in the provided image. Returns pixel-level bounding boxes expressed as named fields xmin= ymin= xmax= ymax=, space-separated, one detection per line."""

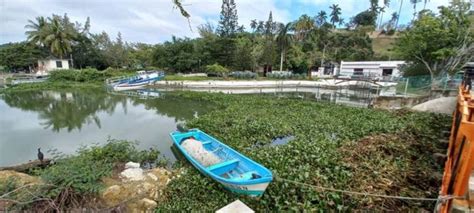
xmin=44 ymin=16 xmax=74 ymax=58
xmin=396 ymin=0 xmax=404 ymax=29
xmin=0 ymin=42 xmax=48 ymax=72
xmin=395 ymin=1 xmax=473 ymax=84
xmin=262 ymin=11 xmax=277 ymax=74
xmin=350 ymin=10 xmax=378 ymax=28
xmin=329 ymin=4 xmax=342 ymax=28
xmin=250 ymin=19 xmax=257 ymax=32
xmin=378 ymin=0 xmax=391 ymax=29
xmin=276 ymin=23 xmax=293 ymax=71
xmin=294 ymin=15 xmax=314 ymax=41
xmin=410 ymin=0 xmax=422 ymax=21
xmin=315 ymin=11 xmax=328 ymax=27
xmin=216 ymin=0 xmax=239 ymax=37
xmin=25 ymin=16 xmax=48 ymax=47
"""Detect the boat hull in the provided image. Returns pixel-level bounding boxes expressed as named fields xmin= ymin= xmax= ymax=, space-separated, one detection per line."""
xmin=170 ymin=129 xmax=273 ymax=196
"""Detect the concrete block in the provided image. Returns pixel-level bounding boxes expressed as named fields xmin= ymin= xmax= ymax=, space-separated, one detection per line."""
xmin=216 ymin=200 xmax=254 ymax=213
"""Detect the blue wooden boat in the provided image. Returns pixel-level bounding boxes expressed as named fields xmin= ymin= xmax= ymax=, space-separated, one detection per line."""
xmin=107 ymin=71 xmax=165 ymax=91
xmin=170 ymin=129 xmax=273 ymax=196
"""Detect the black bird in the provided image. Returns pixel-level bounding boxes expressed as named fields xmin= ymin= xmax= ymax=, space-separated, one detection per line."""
xmin=37 ymin=148 xmax=44 ymax=162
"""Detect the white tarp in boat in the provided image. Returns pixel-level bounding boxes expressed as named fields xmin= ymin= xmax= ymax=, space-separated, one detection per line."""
xmin=182 ymin=139 xmax=221 ymax=167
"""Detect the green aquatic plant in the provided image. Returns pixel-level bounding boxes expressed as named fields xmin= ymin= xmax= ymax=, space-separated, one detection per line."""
xmin=157 ymin=92 xmax=451 ymax=211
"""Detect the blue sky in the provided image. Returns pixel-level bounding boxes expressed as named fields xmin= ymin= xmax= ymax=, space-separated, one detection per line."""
xmin=0 ymin=0 xmax=453 ymax=44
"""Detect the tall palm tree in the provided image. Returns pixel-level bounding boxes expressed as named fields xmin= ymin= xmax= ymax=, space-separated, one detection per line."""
xmin=395 ymin=0 xmax=403 ymax=29
xmin=410 ymin=0 xmax=422 ymax=21
xmin=44 ymin=17 xmax=73 ymax=58
xmin=294 ymin=15 xmax=314 ymax=41
xmin=378 ymin=0 xmax=391 ymax=30
xmin=423 ymin=0 xmax=429 ymax=10
xmin=276 ymin=23 xmax=293 ymax=71
xmin=329 ymin=4 xmax=342 ymax=29
xmin=316 ymin=10 xmax=327 ymax=26
xmin=25 ymin=16 xmax=48 ymax=46
xmin=250 ymin=19 xmax=257 ymax=32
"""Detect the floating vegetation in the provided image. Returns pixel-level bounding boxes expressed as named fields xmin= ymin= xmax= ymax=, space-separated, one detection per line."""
xmin=157 ymin=92 xmax=451 ymax=211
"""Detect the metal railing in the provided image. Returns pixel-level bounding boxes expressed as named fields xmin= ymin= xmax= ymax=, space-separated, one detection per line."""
xmin=438 ymin=83 xmax=474 ymax=212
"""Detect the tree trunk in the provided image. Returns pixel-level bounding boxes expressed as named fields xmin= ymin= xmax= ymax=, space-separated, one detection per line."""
xmin=279 ymin=51 xmax=284 ymax=72
xmin=396 ymin=0 xmax=403 ymax=29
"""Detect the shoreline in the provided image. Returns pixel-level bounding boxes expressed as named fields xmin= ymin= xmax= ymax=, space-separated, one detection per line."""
xmin=153 ymin=79 xmax=398 ymax=89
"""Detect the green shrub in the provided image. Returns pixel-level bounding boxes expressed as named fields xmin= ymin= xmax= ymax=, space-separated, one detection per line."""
xmin=29 ymin=140 xmax=166 ymax=209
xmin=205 ymin=63 xmax=229 ymax=75
xmin=48 ymin=69 xmax=112 ymax=83
xmin=230 ymin=71 xmax=257 ymax=79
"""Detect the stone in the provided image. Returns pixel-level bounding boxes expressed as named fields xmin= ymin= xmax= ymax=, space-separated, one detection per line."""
xmin=138 ymin=198 xmax=157 ymax=210
xmin=216 ymin=200 xmax=254 ymax=213
xmin=125 ymin=162 xmax=140 ymax=169
xmin=120 ymin=168 xmax=145 ymax=181
xmin=147 ymin=173 xmax=158 ymax=181
xmin=101 ymin=185 xmax=124 ymax=207
xmin=0 ymin=170 xmax=42 ymax=185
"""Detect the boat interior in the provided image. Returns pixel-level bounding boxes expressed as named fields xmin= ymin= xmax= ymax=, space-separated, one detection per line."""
xmin=174 ymin=131 xmax=265 ymax=181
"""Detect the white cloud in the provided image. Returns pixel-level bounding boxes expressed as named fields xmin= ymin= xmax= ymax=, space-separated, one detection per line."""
xmin=0 ymin=0 xmax=452 ymax=44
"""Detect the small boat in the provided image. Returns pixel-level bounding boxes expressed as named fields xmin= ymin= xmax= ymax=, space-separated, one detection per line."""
xmin=109 ymin=70 xmax=165 ymax=91
xmin=170 ymin=129 xmax=273 ymax=196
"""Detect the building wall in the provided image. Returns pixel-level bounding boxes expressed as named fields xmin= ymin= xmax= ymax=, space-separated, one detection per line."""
xmin=339 ymin=61 xmax=405 ymax=79
xmin=38 ymin=59 xmax=70 ymax=73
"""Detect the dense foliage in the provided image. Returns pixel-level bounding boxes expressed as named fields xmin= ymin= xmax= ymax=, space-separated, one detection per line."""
xmin=395 ymin=1 xmax=473 ymax=78
xmin=156 ymin=92 xmax=450 ymax=211
xmin=1 ymin=0 xmax=401 ymax=74
xmin=1 ymin=140 xmax=165 ymax=210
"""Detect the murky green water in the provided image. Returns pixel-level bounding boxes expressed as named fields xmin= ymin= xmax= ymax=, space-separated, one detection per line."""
xmin=0 ymin=89 xmax=213 ymax=167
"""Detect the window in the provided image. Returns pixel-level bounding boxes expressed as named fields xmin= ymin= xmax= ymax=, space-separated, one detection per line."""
xmin=382 ymin=69 xmax=393 ymax=76
xmin=56 ymin=61 xmax=63 ymax=68
xmin=353 ymin=68 xmax=363 ymax=75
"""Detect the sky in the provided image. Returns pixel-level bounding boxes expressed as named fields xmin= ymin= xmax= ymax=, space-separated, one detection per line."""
xmin=0 ymin=0 xmax=453 ymax=44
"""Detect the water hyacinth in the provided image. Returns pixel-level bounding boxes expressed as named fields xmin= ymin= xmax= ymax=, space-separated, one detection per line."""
xmin=157 ymin=92 xmax=451 ymax=211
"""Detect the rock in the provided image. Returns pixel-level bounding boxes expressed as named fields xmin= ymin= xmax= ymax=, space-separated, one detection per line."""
xmin=138 ymin=198 xmax=157 ymax=210
xmin=0 ymin=170 xmax=42 ymax=185
xmin=101 ymin=167 xmax=173 ymax=211
xmin=102 ymin=185 xmax=124 ymax=207
xmin=125 ymin=162 xmax=140 ymax=169
xmin=412 ymin=97 xmax=457 ymax=114
xmin=120 ymin=168 xmax=145 ymax=181
xmin=147 ymin=173 xmax=158 ymax=181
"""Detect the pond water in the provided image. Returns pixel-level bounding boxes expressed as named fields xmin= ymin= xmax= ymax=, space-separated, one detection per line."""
xmin=0 ymin=89 xmax=214 ymax=167
xmin=0 ymin=86 xmax=387 ymax=167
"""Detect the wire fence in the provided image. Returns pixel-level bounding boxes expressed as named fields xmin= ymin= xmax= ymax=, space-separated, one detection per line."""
xmin=394 ymin=74 xmax=462 ymax=96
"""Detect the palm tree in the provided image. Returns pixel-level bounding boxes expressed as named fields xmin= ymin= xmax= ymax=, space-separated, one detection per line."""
xmin=276 ymin=23 xmax=292 ymax=71
xmin=410 ymin=0 xmax=422 ymax=21
xmin=316 ymin=11 xmax=327 ymax=26
xmin=329 ymin=4 xmax=342 ymax=28
xmin=423 ymin=0 xmax=429 ymax=10
xmin=250 ymin=19 xmax=257 ymax=32
xmin=294 ymin=15 xmax=314 ymax=41
xmin=395 ymin=0 xmax=403 ymax=29
xmin=378 ymin=0 xmax=391 ymax=30
xmin=44 ymin=17 xmax=73 ymax=58
xmin=25 ymin=16 xmax=48 ymax=46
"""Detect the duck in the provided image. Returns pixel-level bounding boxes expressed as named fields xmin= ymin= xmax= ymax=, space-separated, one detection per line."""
xmin=37 ymin=148 xmax=44 ymax=162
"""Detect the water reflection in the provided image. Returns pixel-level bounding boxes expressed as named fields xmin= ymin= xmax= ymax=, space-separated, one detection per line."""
xmin=0 ymin=89 xmax=215 ymax=166
xmin=3 ymin=90 xmax=127 ymax=132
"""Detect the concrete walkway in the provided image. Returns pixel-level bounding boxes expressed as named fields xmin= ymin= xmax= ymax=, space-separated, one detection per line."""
xmin=154 ymin=79 xmax=397 ymax=88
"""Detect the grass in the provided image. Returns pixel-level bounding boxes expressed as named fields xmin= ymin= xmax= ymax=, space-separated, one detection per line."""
xmin=156 ymin=92 xmax=450 ymax=211
xmin=372 ymin=36 xmax=396 ymax=58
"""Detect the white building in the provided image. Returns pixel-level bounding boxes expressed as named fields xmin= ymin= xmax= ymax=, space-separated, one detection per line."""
xmin=339 ymin=61 xmax=405 ymax=81
xmin=37 ymin=58 xmax=70 ymax=75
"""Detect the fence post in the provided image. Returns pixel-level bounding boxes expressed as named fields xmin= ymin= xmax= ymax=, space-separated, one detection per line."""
xmin=404 ymin=78 xmax=409 ymax=96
